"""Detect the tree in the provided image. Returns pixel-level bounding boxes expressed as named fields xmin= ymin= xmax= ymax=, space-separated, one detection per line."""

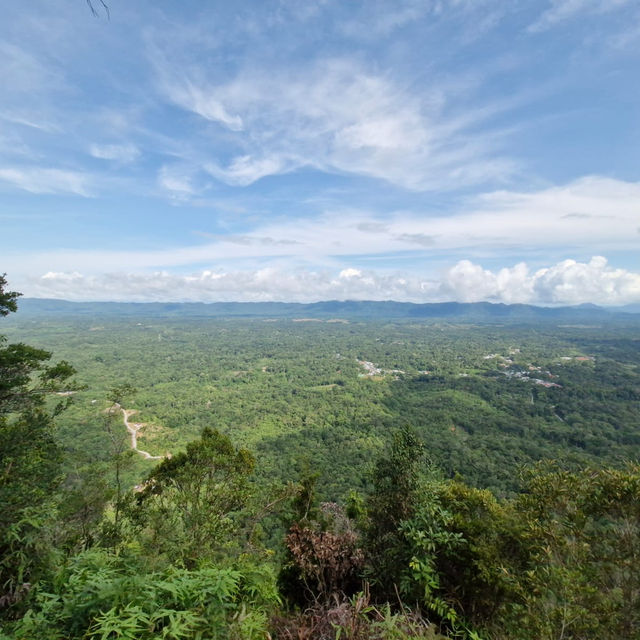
xmin=0 ymin=274 xmax=20 ymax=317
xmin=0 ymin=275 xmax=79 ymax=612
xmin=512 ymin=464 xmax=640 ymax=640
xmin=102 ymin=383 xmax=137 ymax=544
xmin=364 ymin=426 xmax=426 ymax=597
xmin=106 ymin=383 xmax=137 ymax=408
xmin=135 ymin=427 xmax=255 ymax=565
xmin=283 ymin=502 xmax=364 ymax=604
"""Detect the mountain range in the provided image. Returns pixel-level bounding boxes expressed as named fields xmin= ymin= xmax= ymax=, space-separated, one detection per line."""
xmin=12 ymin=298 xmax=640 ymax=323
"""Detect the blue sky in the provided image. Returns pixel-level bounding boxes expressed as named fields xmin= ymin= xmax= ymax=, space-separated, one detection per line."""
xmin=1 ymin=0 xmax=639 ymax=304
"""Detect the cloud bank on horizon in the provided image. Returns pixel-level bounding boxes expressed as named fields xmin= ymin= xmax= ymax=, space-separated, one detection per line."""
xmin=28 ymin=257 xmax=640 ymax=307
xmin=1 ymin=0 xmax=639 ymax=304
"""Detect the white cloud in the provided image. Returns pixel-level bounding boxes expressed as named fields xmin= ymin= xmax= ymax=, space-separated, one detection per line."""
xmin=454 ymin=175 xmax=640 ymax=251
xmin=0 ymin=110 xmax=60 ymax=133
xmin=150 ymin=55 xmax=515 ymax=190
xmin=0 ymin=166 xmax=91 ymax=196
xmin=3 ymin=175 xmax=639 ymax=274
xmin=339 ymin=0 xmax=504 ymax=41
xmin=157 ymin=165 xmax=197 ymax=197
xmin=529 ymin=0 xmax=631 ymax=32
xmin=532 ymin=256 xmax=640 ymax=305
xmin=90 ymin=143 xmax=140 ymax=163
xmin=19 ymin=257 xmax=640 ymax=305
xmin=339 ymin=268 xmax=363 ymax=279
xmin=610 ymin=19 xmax=640 ymax=50
xmin=439 ymin=257 xmax=640 ymax=305
xmin=205 ymin=154 xmax=296 ymax=187
xmin=41 ymin=270 xmax=83 ymax=281
xmin=339 ymin=0 xmax=428 ymax=38
xmin=161 ymin=79 xmax=244 ymax=131
xmin=0 ymin=41 xmax=64 ymax=96
xmin=439 ymin=261 xmax=533 ymax=303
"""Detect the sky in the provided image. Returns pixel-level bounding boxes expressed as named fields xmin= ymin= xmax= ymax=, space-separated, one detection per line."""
xmin=1 ymin=0 xmax=640 ymax=305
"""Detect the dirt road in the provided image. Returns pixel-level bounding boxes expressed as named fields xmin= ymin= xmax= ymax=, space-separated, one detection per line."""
xmin=118 ymin=406 xmax=165 ymax=460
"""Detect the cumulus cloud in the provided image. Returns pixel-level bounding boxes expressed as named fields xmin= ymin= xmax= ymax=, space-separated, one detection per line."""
xmin=532 ymin=257 xmax=640 ymax=305
xmin=20 ymin=257 xmax=640 ymax=306
xmin=440 ymin=257 xmax=640 ymax=305
xmin=23 ymin=268 xmax=421 ymax=303
xmin=439 ymin=261 xmax=533 ymax=303
xmin=339 ymin=268 xmax=363 ymax=279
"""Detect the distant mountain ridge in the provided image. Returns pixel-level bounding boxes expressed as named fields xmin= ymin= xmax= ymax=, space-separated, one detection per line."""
xmin=11 ymin=298 xmax=640 ymax=323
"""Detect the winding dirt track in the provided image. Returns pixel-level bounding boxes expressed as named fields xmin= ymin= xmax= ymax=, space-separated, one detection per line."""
xmin=119 ymin=406 xmax=165 ymax=460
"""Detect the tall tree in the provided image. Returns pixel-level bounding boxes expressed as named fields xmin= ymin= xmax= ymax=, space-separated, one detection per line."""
xmin=135 ymin=427 xmax=255 ymax=565
xmin=0 ymin=275 xmax=79 ymax=612
xmin=365 ymin=426 xmax=426 ymax=597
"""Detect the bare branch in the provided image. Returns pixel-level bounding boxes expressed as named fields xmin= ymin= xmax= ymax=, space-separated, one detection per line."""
xmin=86 ymin=0 xmax=110 ymax=20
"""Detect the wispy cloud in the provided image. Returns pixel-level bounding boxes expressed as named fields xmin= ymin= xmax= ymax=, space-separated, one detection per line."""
xmin=156 ymin=164 xmax=203 ymax=202
xmin=159 ymin=78 xmax=244 ymax=131
xmin=529 ymin=0 xmax=632 ymax=32
xmin=338 ymin=0 xmax=506 ymax=42
xmin=338 ymin=0 xmax=432 ymax=38
xmin=2 ymin=0 xmax=639 ymax=307
xmin=4 ymin=176 xmax=638 ymax=274
xmin=149 ymin=50 xmax=518 ymax=190
xmin=205 ymin=155 xmax=297 ymax=187
xmin=0 ymin=166 xmax=91 ymax=196
xmin=0 ymin=41 xmax=65 ymax=95
xmin=89 ymin=143 xmax=140 ymax=163
xmin=0 ymin=110 xmax=60 ymax=133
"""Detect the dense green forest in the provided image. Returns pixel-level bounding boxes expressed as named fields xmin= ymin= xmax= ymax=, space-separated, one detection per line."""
xmin=2 ymin=285 xmax=640 ymax=639
xmin=4 ymin=306 xmax=640 ymax=497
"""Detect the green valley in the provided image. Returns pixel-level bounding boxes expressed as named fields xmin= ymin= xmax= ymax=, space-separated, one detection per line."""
xmin=2 ymin=296 xmax=640 ymax=639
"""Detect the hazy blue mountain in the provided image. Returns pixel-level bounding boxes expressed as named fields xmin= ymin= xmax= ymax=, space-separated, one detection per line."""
xmin=608 ymin=303 xmax=640 ymax=313
xmin=10 ymin=298 xmax=640 ymax=324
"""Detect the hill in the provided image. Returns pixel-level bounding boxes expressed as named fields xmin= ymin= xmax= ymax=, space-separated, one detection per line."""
xmin=14 ymin=297 xmax=640 ymax=324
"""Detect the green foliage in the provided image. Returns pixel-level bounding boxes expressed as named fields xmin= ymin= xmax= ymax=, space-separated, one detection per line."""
xmin=0 ymin=275 xmax=20 ymax=317
xmin=134 ymin=427 xmax=255 ymax=565
xmin=363 ymin=444 xmax=640 ymax=639
xmin=58 ymin=463 xmax=115 ymax=551
xmin=0 ymin=411 xmax=62 ymax=611
xmin=4 ymin=316 xmax=639 ymax=499
xmin=508 ymin=463 xmax=640 ymax=640
xmin=3 ymin=297 xmax=640 ymax=639
xmin=363 ymin=434 xmax=486 ymax=636
xmin=0 ymin=505 xmax=60 ymax=613
xmin=434 ymin=482 xmax=523 ymax=626
xmin=400 ymin=489 xmax=464 ymax=630
xmin=288 ymin=463 xmax=321 ymax=524
xmin=365 ymin=427 xmax=426 ymax=597
xmin=106 ymin=383 xmax=137 ymax=408
xmin=0 ymin=277 xmax=79 ymax=615
xmin=10 ymin=548 xmax=278 ymax=640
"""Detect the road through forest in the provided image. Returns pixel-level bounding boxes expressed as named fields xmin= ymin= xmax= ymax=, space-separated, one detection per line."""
xmin=118 ymin=405 xmax=165 ymax=460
